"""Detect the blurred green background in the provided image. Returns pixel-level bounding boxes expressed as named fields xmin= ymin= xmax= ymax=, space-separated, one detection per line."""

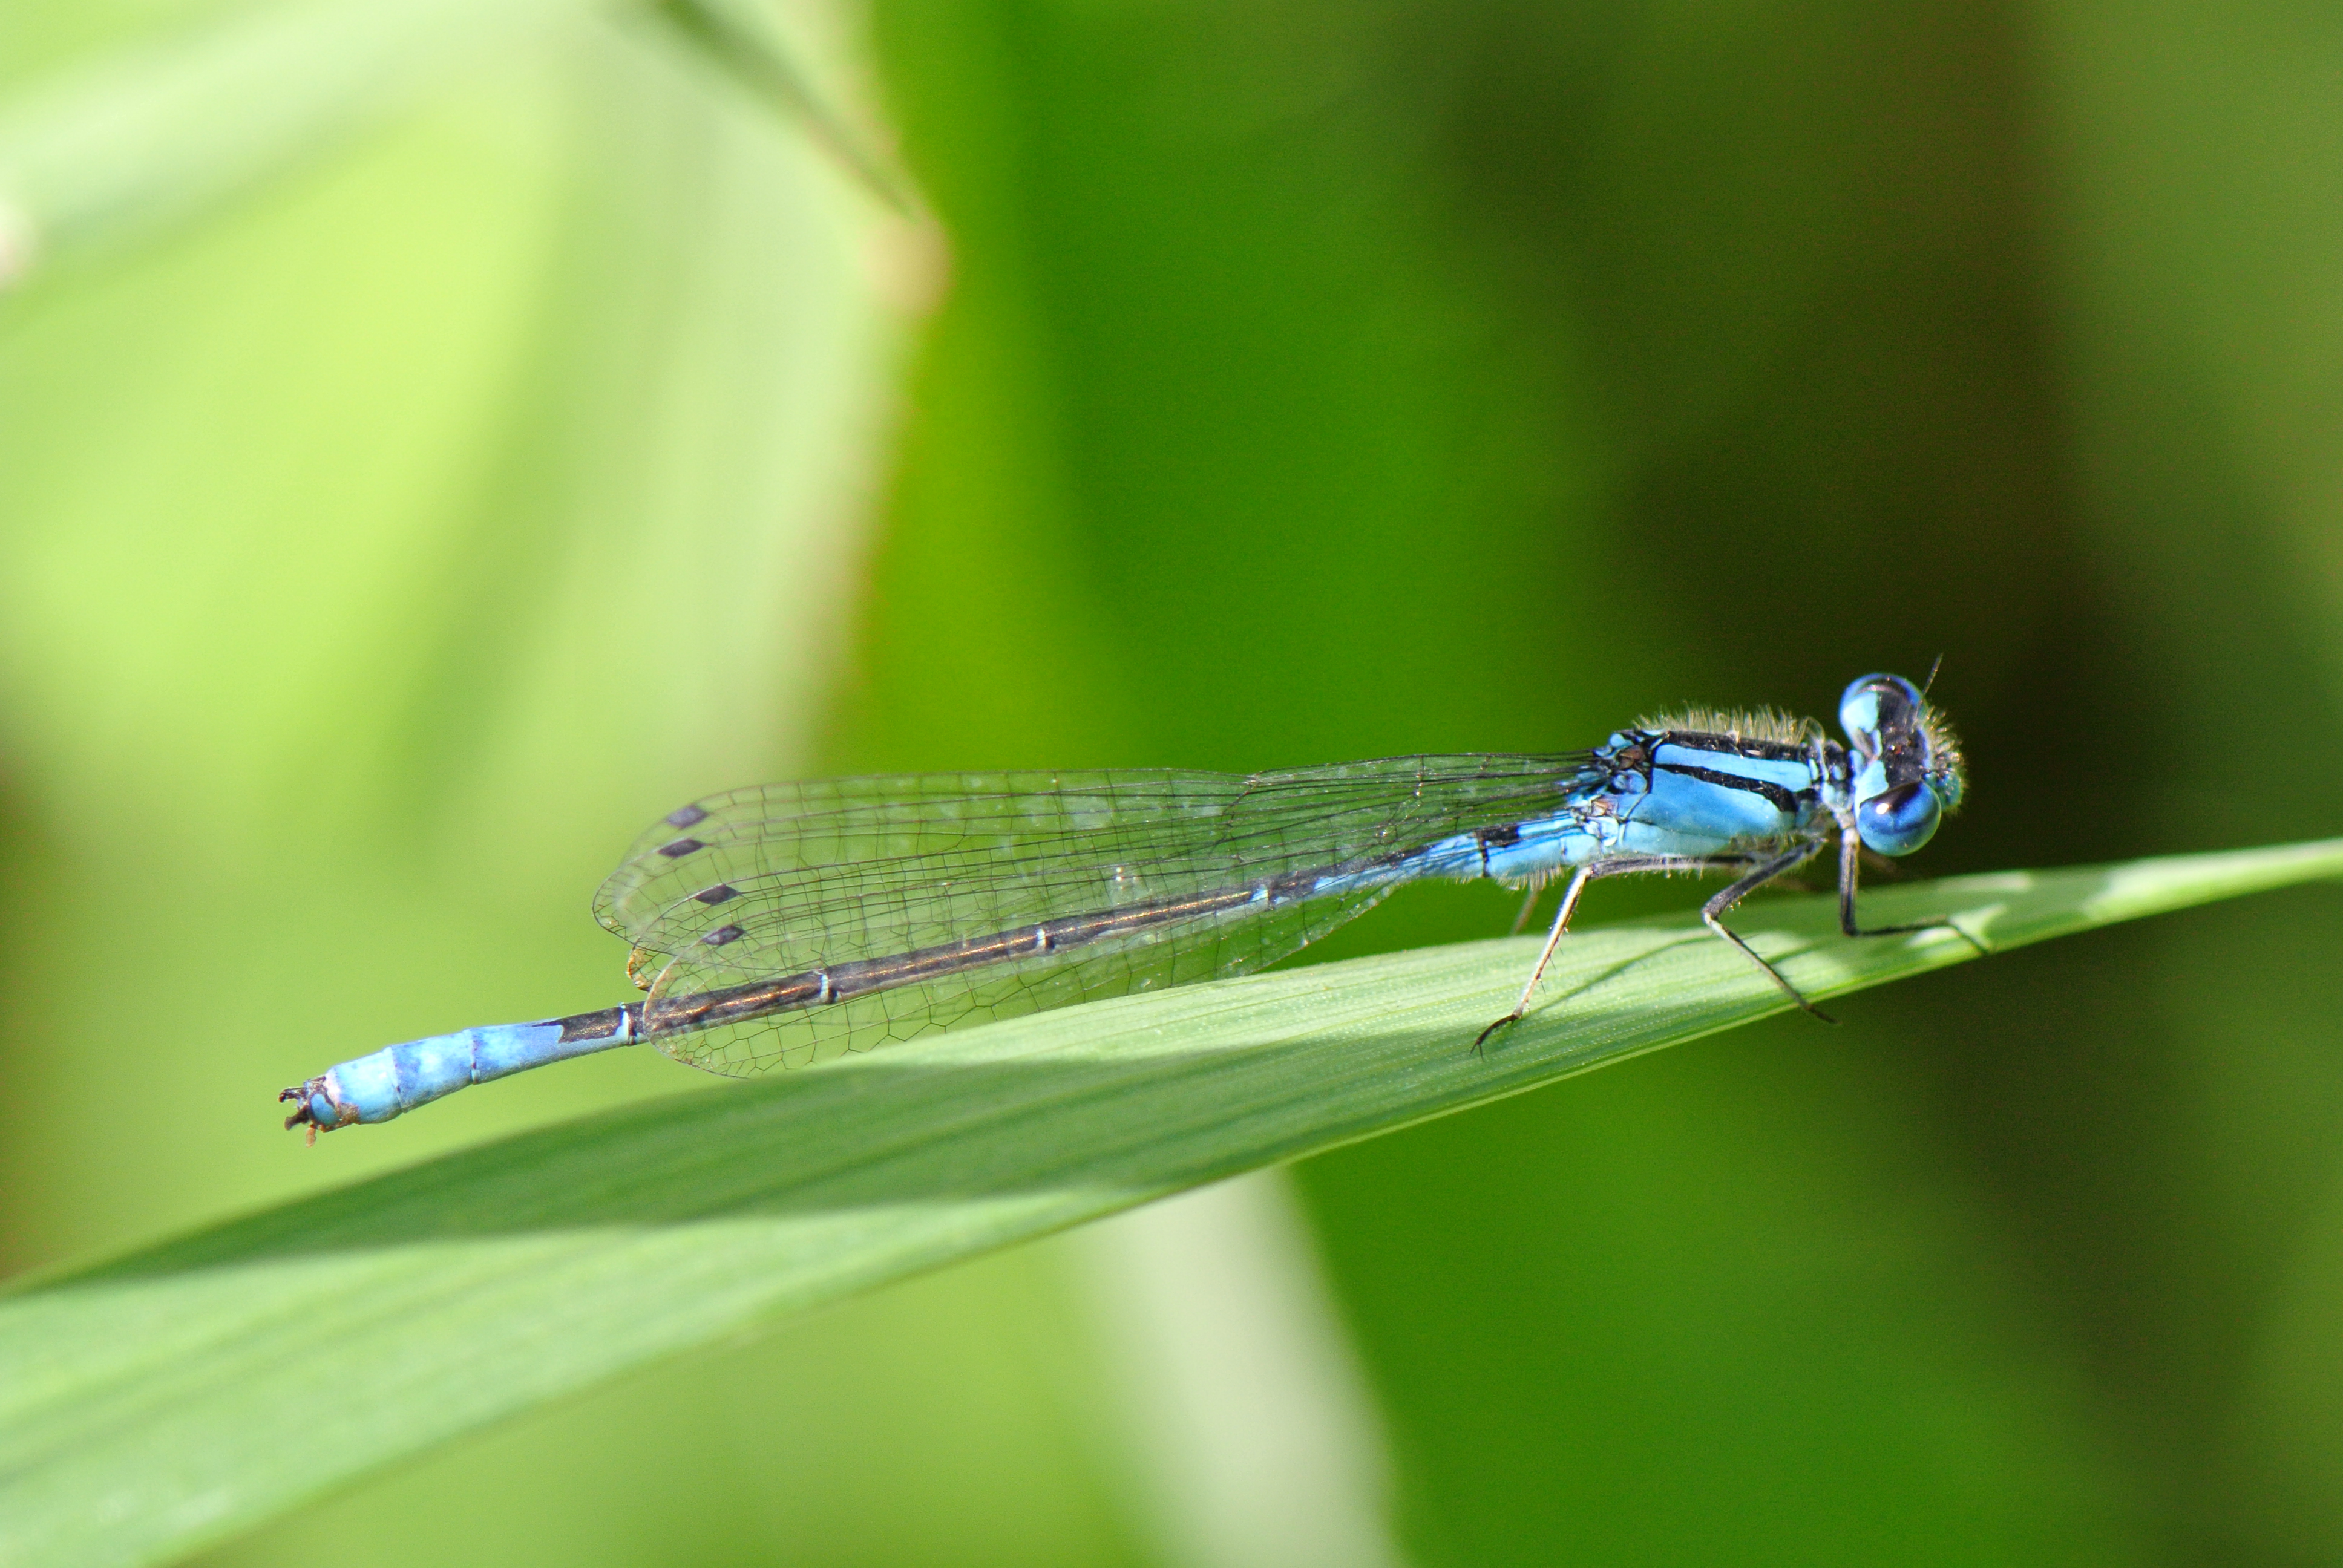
xmin=5 ymin=0 xmax=2342 ymax=1563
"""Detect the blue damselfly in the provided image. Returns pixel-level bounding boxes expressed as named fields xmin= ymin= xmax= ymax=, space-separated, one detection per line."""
xmin=283 ymin=672 xmax=1968 ymax=1135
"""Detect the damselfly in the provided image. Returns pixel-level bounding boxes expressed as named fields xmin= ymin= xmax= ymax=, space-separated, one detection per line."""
xmin=282 ymin=672 xmax=1968 ymax=1135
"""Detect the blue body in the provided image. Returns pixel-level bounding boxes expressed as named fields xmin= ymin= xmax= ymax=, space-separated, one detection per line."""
xmin=289 ymin=1017 xmax=634 ymax=1129
xmin=283 ymin=673 xmax=1965 ymax=1135
xmin=1331 ymin=734 xmax=1835 ymax=894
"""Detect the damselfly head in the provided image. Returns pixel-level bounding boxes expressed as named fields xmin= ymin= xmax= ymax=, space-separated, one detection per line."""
xmin=1839 ymin=672 xmax=1965 ymax=854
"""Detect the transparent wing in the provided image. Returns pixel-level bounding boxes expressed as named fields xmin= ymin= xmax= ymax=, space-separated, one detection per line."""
xmin=592 ymin=756 xmax=1601 ymax=1076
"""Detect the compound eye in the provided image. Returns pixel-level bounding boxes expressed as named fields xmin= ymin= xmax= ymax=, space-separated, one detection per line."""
xmin=1839 ymin=673 xmax=1923 ymax=757
xmin=1855 ymin=780 xmax=1941 ymax=856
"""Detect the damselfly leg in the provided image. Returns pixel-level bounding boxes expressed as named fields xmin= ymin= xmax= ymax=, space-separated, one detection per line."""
xmin=1478 ymin=820 xmax=1978 ymax=1045
xmin=1475 ymin=851 xmax=1803 ymax=1048
xmin=1833 ymin=829 xmax=1990 ymax=953
xmin=1700 ymin=840 xmax=1834 ymax=1021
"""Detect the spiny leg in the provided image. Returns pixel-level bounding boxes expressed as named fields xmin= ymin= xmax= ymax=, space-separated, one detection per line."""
xmin=1835 ymin=826 xmax=1989 ymax=955
xmin=1702 ymin=840 xmax=1835 ymax=1021
xmin=1476 ymin=866 xmax=1594 ymax=1051
xmin=1475 ymin=854 xmax=1755 ymax=1050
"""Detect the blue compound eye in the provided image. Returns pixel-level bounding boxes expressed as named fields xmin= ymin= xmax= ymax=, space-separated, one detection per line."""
xmin=1855 ymin=780 xmax=1941 ymax=856
xmin=1838 ymin=673 xmax=1924 ymax=757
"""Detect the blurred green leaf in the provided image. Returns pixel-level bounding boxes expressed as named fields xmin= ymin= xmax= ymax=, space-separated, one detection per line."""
xmin=0 ymin=0 xmax=611 ymax=285
xmin=0 ymin=0 xmax=901 ymax=289
xmin=4 ymin=840 xmax=2338 ymax=1567
xmin=0 ymin=0 xmax=911 ymax=1262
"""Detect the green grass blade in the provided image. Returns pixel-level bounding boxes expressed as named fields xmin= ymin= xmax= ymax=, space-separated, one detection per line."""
xmin=4 ymin=840 xmax=2339 ymax=1566
xmin=648 ymin=0 xmax=919 ymax=216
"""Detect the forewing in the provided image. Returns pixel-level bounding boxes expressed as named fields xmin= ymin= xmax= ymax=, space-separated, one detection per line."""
xmin=596 ymin=756 xmax=1599 ymax=1076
